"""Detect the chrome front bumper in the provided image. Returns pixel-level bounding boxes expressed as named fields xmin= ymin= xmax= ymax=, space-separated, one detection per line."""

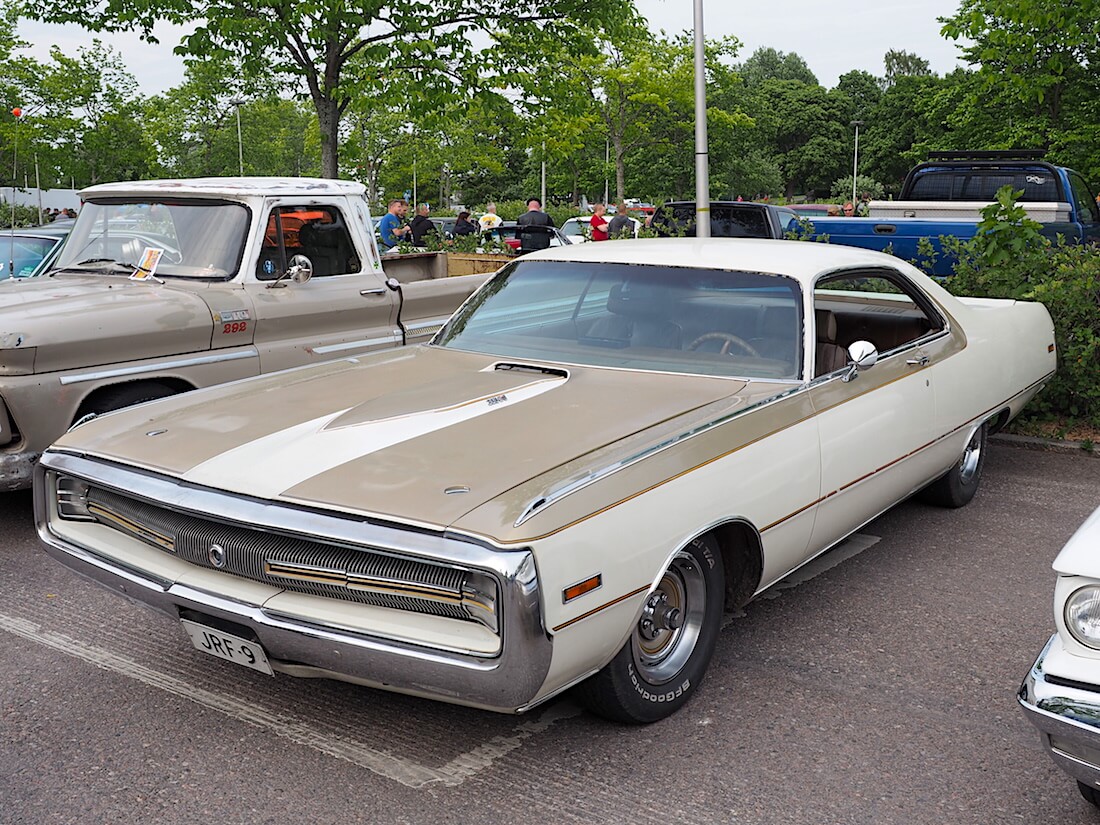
xmin=1018 ymin=634 xmax=1100 ymax=789
xmin=34 ymin=451 xmax=554 ymax=714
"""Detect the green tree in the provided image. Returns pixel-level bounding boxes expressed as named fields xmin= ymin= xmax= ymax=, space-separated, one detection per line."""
xmin=145 ymin=59 xmax=318 ymax=178
xmin=882 ymin=49 xmax=933 ymax=87
xmin=744 ymin=79 xmax=850 ymax=198
xmin=941 ymin=0 xmax=1100 ymax=128
xmin=31 ymin=0 xmax=630 ymax=179
xmin=739 ymin=47 xmax=818 ymax=87
xmin=836 ymin=70 xmax=882 ymax=117
xmin=37 ymin=40 xmax=157 ymax=185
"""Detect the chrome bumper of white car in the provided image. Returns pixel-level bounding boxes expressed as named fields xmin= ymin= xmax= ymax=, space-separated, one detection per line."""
xmin=34 ymin=451 xmax=554 ymax=714
xmin=1019 ymin=634 xmax=1100 ymax=789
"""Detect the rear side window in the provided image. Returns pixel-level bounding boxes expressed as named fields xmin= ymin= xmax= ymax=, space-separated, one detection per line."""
xmin=907 ymin=169 xmax=1062 ymax=202
xmin=257 ymin=206 xmax=361 ymax=280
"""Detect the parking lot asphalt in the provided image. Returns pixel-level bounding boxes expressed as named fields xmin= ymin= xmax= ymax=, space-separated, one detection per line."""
xmin=2 ymin=443 xmax=1099 ymax=825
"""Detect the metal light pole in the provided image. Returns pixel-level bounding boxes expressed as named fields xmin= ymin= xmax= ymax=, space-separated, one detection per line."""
xmin=693 ymin=0 xmax=710 ymax=238
xmin=541 ymin=140 xmax=547 ymax=207
xmin=231 ymin=99 xmax=246 ymax=176
xmin=850 ymin=119 xmax=864 ymax=208
xmin=604 ymin=139 xmax=609 ymax=205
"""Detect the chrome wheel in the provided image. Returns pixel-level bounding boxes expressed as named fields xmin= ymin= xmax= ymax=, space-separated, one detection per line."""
xmin=959 ymin=427 xmax=983 ymax=485
xmin=632 ymin=551 xmax=708 ymax=685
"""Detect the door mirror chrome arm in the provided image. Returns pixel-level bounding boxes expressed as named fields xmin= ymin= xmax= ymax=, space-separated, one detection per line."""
xmin=841 ymin=340 xmax=879 ymax=383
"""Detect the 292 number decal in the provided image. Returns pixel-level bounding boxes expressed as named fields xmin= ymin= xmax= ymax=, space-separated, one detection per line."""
xmin=222 ymin=321 xmax=248 ymax=334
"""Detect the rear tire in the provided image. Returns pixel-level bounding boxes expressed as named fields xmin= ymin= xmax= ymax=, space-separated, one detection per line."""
xmin=575 ymin=535 xmax=725 ymax=724
xmin=919 ymin=422 xmax=987 ymax=508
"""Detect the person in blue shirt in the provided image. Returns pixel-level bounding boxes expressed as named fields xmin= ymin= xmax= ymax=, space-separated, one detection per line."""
xmin=377 ymin=199 xmax=410 ymax=252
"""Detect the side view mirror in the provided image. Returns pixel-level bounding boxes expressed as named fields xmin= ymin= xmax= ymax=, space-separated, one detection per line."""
xmin=842 ymin=340 xmax=878 ymax=383
xmin=288 ymin=254 xmax=313 ymax=284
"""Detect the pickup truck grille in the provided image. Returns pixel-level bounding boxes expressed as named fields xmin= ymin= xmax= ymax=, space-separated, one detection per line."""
xmin=84 ymin=486 xmax=491 ymax=627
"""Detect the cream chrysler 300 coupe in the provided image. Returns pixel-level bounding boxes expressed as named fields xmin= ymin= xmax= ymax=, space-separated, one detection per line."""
xmin=36 ymin=239 xmax=1055 ymax=723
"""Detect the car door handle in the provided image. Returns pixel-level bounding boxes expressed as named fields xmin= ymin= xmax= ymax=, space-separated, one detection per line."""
xmin=360 ymin=288 xmax=387 ymax=296
xmin=906 ymin=355 xmax=930 ymax=367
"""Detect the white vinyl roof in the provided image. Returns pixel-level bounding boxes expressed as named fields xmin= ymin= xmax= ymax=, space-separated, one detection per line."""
xmin=525 ymin=237 xmax=916 ymax=285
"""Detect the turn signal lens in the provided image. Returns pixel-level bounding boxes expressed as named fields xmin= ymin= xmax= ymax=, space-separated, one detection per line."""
xmin=563 ymin=574 xmax=602 ymax=604
xmin=1066 ymin=585 xmax=1100 ymax=649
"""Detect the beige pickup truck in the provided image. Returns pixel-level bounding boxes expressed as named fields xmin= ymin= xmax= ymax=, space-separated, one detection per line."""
xmin=0 ymin=177 xmax=488 ymax=491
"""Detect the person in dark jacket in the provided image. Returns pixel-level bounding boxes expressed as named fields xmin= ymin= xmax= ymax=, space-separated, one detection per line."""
xmin=408 ymin=204 xmax=437 ymax=247
xmin=453 ymin=211 xmax=477 ymax=236
xmin=516 ymin=198 xmax=555 ymax=253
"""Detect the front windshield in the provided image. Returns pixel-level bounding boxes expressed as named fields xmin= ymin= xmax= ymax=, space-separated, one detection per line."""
xmin=436 ymin=260 xmax=803 ymax=380
xmin=54 ymin=199 xmax=250 ymax=279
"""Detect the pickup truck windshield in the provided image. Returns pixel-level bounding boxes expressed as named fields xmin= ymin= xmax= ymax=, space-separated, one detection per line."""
xmin=55 ymin=200 xmax=250 ymax=279
xmin=435 ymin=260 xmax=803 ymax=380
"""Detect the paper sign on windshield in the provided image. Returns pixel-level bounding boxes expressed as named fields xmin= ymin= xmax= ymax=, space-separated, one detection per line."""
xmin=131 ymin=247 xmax=164 ymax=280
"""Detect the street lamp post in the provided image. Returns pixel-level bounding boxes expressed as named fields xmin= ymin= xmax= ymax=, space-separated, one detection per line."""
xmin=231 ymin=99 xmax=246 ymax=176
xmin=850 ymin=119 xmax=864 ymax=208
xmin=693 ymin=0 xmax=710 ymax=238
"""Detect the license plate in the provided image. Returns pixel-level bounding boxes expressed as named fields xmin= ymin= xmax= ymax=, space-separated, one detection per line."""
xmin=181 ymin=619 xmax=274 ymax=676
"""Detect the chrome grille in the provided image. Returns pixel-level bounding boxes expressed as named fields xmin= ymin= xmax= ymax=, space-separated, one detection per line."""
xmin=86 ymin=487 xmax=474 ymax=623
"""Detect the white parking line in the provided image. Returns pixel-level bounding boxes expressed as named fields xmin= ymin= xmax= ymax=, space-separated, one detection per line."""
xmin=0 ymin=611 xmax=579 ymax=788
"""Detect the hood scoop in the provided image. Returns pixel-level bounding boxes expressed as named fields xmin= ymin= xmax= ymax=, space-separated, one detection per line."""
xmin=324 ymin=368 xmax=566 ymax=430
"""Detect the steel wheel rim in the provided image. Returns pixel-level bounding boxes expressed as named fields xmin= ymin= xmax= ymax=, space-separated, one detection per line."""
xmin=632 ymin=551 xmax=707 ymax=685
xmin=959 ymin=428 xmax=983 ymax=484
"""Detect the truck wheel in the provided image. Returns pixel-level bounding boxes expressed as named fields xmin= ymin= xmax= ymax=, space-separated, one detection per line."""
xmin=919 ymin=422 xmax=987 ymax=508
xmin=1079 ymin=781 xmax=1100 ymax=809
xmin=77 ymin=382 xmax=178 ymax=421
xmin=575 ymin=535 xmax=725 ymax=724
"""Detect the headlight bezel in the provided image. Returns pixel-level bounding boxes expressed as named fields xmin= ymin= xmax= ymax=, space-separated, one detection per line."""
xmin=1065 ymin=584 xmax=1100 ymax=650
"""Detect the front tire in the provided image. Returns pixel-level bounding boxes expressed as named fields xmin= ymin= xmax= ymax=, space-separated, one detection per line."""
xmin=1079 ymin=781 xmax=1100 ymax=809
xmin=919 ymin=422 xmax=987 ymax=508
xmin=575 ymin=536 xmax=725 ymax=724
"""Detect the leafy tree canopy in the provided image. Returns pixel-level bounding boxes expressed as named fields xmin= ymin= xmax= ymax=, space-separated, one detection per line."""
xmin=738 ymin=47 xmax=818 ymax=87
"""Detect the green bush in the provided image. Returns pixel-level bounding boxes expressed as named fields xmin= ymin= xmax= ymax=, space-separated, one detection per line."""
xmin=946 ymin=186 xmax=1100 ymax=425
xmin=0 ymin=201 xmax=44 ymax=229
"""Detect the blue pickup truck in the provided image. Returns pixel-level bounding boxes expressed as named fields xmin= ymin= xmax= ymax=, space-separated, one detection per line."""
xmin=809 ymin=152 xmax=1100 ymax=275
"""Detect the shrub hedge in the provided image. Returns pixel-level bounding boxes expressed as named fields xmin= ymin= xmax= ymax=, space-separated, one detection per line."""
xmin=943 ymin=188 xmax=1100 ymax=426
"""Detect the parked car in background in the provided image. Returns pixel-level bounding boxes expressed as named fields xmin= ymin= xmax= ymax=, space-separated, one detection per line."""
xmin=428 ymin=216 xmax=457 ymax=239
xmin=1 ymin=223 xmax=71 ymax=279
xmin=37 ymin=238 xmax=1054 ymax=725
xmin=489 ymin=221 xmax=570 ymax=251
xmin=808 ymin=152 xmax=1100 ymax=275
xmin=0 ymin=177 xmax=488 ymax=491
xmin=789 ymin=203 xmax=840 ymax=217
xmin=651 ymin=201 xmax=802 ymax=239
xmin=561 ymin=215 xmax=641 ymax=243
xmin=1019 ymin=505 xmax=1100 ymax=810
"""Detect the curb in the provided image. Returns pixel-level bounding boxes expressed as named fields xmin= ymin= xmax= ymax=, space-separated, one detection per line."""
xmin=992 ymin=432 xmax=1100 ymax=457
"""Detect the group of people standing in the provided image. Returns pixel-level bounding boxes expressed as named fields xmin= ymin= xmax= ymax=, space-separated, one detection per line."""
xmin=375 ymin=197 xmax=632 ymax=255
xmin=588 ymin=203 xmax=635 ymax=241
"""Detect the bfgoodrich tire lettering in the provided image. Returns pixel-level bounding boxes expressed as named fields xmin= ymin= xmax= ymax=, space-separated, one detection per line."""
xmin=575 ymin=535 xmax=725 ymax=724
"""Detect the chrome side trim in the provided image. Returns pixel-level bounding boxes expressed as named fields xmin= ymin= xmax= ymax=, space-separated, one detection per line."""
xmin=311 ymin=333 xmax=402 ymax=355
xmin=59 ymin=350 xmax=258 ymax=386
xmin=514 ymin=384 xmax=803 ymax=527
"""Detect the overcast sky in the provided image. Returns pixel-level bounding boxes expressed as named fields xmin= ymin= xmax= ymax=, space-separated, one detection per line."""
xmin=17 ymin=1 xmax=970 ymax=98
